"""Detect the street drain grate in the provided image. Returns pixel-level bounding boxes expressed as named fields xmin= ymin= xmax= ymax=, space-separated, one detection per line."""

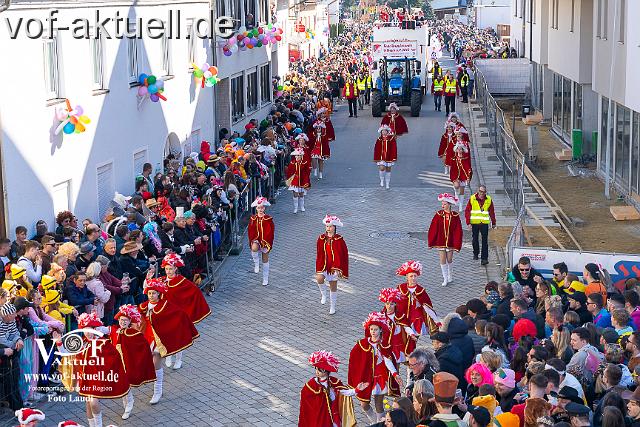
xmin=369 ymin=231 xmax=411 ymax=240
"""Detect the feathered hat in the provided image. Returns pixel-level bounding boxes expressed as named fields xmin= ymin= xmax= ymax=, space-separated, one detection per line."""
xmin=322 ymin=215 xmax=343 ymax=227
xmin=77 ymin=312 xmax=103 ymax=329
xmin=308 ymin=350 xmax=340 ymax=373
xmin=161 ymin=253 xmax=185 ymax=268
xmin=317 ymin=107 xmax=328 ymax=115
xmin=15 ymin=408 xmax=45 ymax=425
xmin=378 ymin=125 xmax=392 ymax=134
xmin=396 ymin=260 xmax=423 ymax=276
xmin=313 ymin=120 xmax=326 ymax=128
xmin=295 ymin=133 xmax=309 ymax=142
xmin=378 ymin=287 xmax=404 ymax=303
xmin=388 ymin=102 xmax=399 ymax=110
xmin=453 ymin=141 xmax=469 ymax=153
xmin=438 ymin=192 xmax=459 ymax=205
xmin=363 ymin=312 xmax=390 ymax=335
xmin=114 ymin=304 xmax=142 ymax=324
xmin=291 ymin=149 xmax=304 ymax=157
xmin=58 ymin=421 xmax=84 ymax=427
xmin=144 ymin=277 xmax=169 ymax=295
xmin=251 ymin=196 xmax=271 ymax=208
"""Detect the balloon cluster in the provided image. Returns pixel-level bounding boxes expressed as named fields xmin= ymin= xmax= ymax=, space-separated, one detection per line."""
xmin=54 ymin=99 xmax=91 ymax=135
xmin=274 ymin=81 xmax=295 ymax=97
xmin=137 ymin=73 xmax=166 ymax=102
xmin=222 ymin=24 xmax=283 ymax=56
xmin=305 ymin=28 xmax=315 ymax=39
xmin=192 ymin=63 xmax=219 ymax=88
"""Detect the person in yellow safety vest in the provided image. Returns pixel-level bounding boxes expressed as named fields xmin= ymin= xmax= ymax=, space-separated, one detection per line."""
xmin=430 ymin=60 xmax=442 ymax=79
xmin=357 ymin=74 xmax=367 ymax=110
xmin=431 ymin=75 xmax=445 ymax=112
xmin=463 ymin=185 xmax=496 ymax=265
xmin=442 ymin=70 xmax=458 ymax=116
xmin=343 ymin=76 xmax=360 ymax=118
xmin=365 ymin=74 xmax=373 ymax=105
xmin=460 ymin=70 xmax=470 ymax=104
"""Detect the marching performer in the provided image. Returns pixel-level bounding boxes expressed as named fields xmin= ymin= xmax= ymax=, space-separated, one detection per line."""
xmin=294 ymin=132 xmax=313 ymax=164
xmin=160 ymin=253 xmax=211 ymax=325
xmin=449 ymin=141 xmax=473 ymax=211
xmin=373 ymin=125 xmax=397 ymax=189
xmin=348 ymin=312 xmax=402 ymax=424
xmin=428 ymin=194 xmax=463 ymax=287
xmin=75 ymin=312 xmax=130 ymax=427
xmin=139 ymin=278 xmax=199 ymax=405
xmin=438 ymin=123 xmax=456 ymax=174
xmin=395 ymin=261 xmax=441 ymax=339
xmin=446 ymin=112 xmax=467 ymax=134
xmin=110 ymin=305 xmax=156 ymax=420
xmin=14 ymin=408 xmax=45 ymax=427
xmin=310 ymin=120 xmax=330 ymax=179
xmin=286 ymin=149 xmax=311 ymax=213
xmin=315 ymin=215 xmax=349 ymax=315
xmin=378 ymin=287 xmax=416 ymax=364
xmin=298 ymin=351 xmax=364 ymax=427
xmin=381 ymin=103 xmax=408 ymax=137
xmin=317 ymin=107 xmax=336 ymax=142
xmin=247 ymin=196 xmax=274 ymax=286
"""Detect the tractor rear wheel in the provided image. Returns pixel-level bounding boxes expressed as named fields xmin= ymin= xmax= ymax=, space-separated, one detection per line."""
xmin=371 ymin=91 xmax=383 ymax=117
xmin=410 ymin=91 xmax=421 ymax=117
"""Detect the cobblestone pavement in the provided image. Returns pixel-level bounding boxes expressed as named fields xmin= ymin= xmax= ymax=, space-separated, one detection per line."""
xmin=35 ymin=68 xmax=503 ymax=427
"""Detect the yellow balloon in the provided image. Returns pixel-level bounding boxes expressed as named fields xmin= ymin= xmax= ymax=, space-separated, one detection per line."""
xmin=79 ymin=115 xmax=91 ymax=124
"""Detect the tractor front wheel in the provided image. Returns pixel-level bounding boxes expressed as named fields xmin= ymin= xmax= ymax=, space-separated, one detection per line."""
xmin=371 ymin=91 xmax=383 ymax=117
xmin=410 ymin=91 xmax=421 ymax=117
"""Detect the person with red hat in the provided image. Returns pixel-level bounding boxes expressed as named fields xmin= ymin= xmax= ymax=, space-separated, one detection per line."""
xmin=299 ymin=350 xmax=365 ymax=427
xmin=14 ymin=408 xmax=45 ymax=426
xmin=74 ymin=312 xmax=130 ymax=427
xmin=315 ymin=215 xmax=349 ymax=315
xmin=449 ymin=141 xmax=473 ymax=211
xmin=110 ymin=304 xmax=156 ymax=420
xmin=348 ymin=312 xmax=402 ymax=424
xmin=138 ymin=278 xmax=199 ymax=405
xmin=286 ymin=149 xmax=311 ymax=213
xmin=379 ymin=287 xmax=416 ymax=364
xmin=317 ymin=108 xmax=335 ymax=142
xmin=374 ymin=125 xmax=397 ymax=189
xmin=248 ymin=196 xmax=275 ymax=286
xmin=438 ymin=122 xmax=458 ymax=174
xmin=57 ymin=421 xmax=83 ymax=427
xmin=381 ymin=103 xmax=408 ymax=137
xmin=310 ymin=120 xmax=331 ymax=179
xmin=394 ymin=261 xmax=442 ymax=340
xmin=428 ymin=193 xmax=463 ymax=287
xmin=294 ymin=132 xmax=313 ymax=164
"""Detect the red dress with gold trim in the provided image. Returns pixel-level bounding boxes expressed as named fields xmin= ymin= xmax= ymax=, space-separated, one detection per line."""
xmin=286 ymin=159 xmax=312 ymax=188
xmin=427 ymin=210 xmax=463 ymax=251
xmin=110 ymin=326 xmax=156 ymax=387
xmin=247 ymin=214 xmax=275 ymax=252
xmin=310 ymin=127 xmax=331 ymax=160
xmin=348 ymin=338 xmax=400 ymax=401
xmin=298 ymin=377 xmax=350 ymax=427
xmin=165 ymin=275 xmax=211 ymax=324
xmin=139 ymin=298 xmax=199 ymax=357
xmin=395 ymin=283 xmax=440 ymax=336
xmin=453 ymin=122 xmax=469 ymax=142
xmin=438 ymin=133 xmax=457 ymax=166
xmin=381 ymin=113 xmax=408 ymax=136
xmin=322 ymin=118 xmax=336 ymax=141
xmin=449 ymin=152 xmax=473 ymax=183
xmin=373 ymin=135 xmax=398 ymax=163
xmin=382 ymin=309 xmax=413 ymax=363
xmin=77 ymin=337 xmax=130 ymax=399
xmin=315 ymin=234 xmax=349 ymax=279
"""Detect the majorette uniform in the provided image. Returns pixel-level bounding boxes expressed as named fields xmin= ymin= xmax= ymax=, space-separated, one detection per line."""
xmin=298 ymin=351 xmax=356 ymax=427
xmin=446 ymin=113 xmax=469 ymax=141
xmin=378 ymin=288 xmax=414 ymax=364
xmin=294 ymin=133 xmax=313 ymax=164
xmin=449 ymin=143 xmax=473 ymax=184
xmin=311 ymin=121 xmax=331 ymax=160
xmin=394 ymin=262 xmax=442 ymax=340
xmin=318 ymin=109 xmax=336 ymax=142
xmin=74 ymin=313 xmax=131 ymax=399
xmin=161 ymin=254 xmax=211 ymax=324
xmin=438 ymin=128 xmax=457 ymax=170
xmin=248 ymin=197 xmax=274 ymax=285
xmin=348 ymin=313 xmax=400 ymax=402
xmin=316 ymin=215 xmax=349 ymax=315
xmin=373 ymin=129 xmax=398 ymax=165
xmin=14 ymin=408 xmax=45 ymax=426
xmin=381 ymin=106 xmax=408 ymax=136
xmin=287 ymin=150 xmax=312 ymax=214
xmin=428 ymin=193 xmax=464 ymax=287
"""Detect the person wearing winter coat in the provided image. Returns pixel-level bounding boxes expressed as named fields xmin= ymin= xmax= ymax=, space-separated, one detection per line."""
xmin=84 ymin=262 xmax=111 ymax=320
xmin=431 ymin=331 xmax=466 ymax=389
xmin=446 ymin=316 xmax=476 ymax=372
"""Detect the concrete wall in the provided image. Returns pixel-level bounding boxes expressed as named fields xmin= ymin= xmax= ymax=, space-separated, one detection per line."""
xmin=476 ymin=58 xmax=531 ymax=95
xmin=511 ymin=0 xmax=548 ymax=65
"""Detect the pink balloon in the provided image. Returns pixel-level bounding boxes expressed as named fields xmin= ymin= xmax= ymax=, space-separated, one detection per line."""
xmin=138 ymin=86 xmax=148 ymax=96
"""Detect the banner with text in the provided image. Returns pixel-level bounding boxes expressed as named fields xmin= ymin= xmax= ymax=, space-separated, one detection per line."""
xmin=372 ymin=40 xmax=417 ymax=58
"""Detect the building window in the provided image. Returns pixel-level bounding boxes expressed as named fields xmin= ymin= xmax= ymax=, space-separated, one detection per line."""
xmin=602 ymin=0 xmax=608 ymax=39
xmin=554 ymin=0 xmax=559 ymax=29
xmin=43 ymin=35 xmax=61 ymax=100
xmin=520 ymin=0 xmax=525 ymax=19
xmin=244 ymin=0 xmax=256 ymax=28
xmin=133 ymin=149 xmax=148 ymax=179
xmin=570 ymin=0 xmax=575 ymax=32
xmin=187 ymin=20 xmax=196 ymax=65
xmin=231 ymin=0 xmax=242 ymax=29
xmin=90 ymin=29 xmax=104 ymax=89
xmin=562 ymin=77 xmax=571 ymax=136
xmin=161 ymin=29 xmax=172 ymax=76
xmin=217 ymin=0 xmax=227 ymax=20
xmin=553 ymin=74 xmax=561 ymax=127
xmin=127 ymin=36 xmax=139 ymax=83
xmin=573 ymin=82 xmax=582 ymax=131
xmin=258 ymin=0 xmax=269 ymax=24
xmin=52 ymin=180 xmax=71 ymax=219
xmin=184 ymin=129 xmax=200 ymax=159
xmin=514 ymin=0 xmax=517 ymax=17
xmin=618 ymin=0 xmax=625 ymax=43
xmin=600 ymin=97 xmax=609 ymax=173
xmin=632 ymin=112 xmax=639 ymax=194
xmin=596 ymin=0 xmax=602 ymax=37
xmin=615 ymin=104 xmax=631 ymax=186
xmin=532 ymin=0 xmax=536 ymax=23
xmin=260 ymin=63 xmax=271 ymax=104
xmin=231 ymin=75 xmax=245 ymax=122
xmin=247 ymin=70 xmax=258 ymax=112
xmin=97 ymin=163 xmax=114 ymax=221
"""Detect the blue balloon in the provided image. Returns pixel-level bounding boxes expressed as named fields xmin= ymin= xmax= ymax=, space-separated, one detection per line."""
xmin=148 ymin=84 xmax=158 ymax=94
xmin=63 ymin=122 xmax=75 ymax=134
xmin=138 ymin=73 xmax=148 ymax=85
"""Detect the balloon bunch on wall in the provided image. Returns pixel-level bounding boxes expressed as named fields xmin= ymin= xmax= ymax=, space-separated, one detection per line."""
xmin=54 ymin=99 xmax=91 ymax=135
xmin=192 ymin=63 xmax=219 ymax=88
xmin=305 ymin=28 xmax=315 ymax=39
xmin=222 ymin=24 xmax=284 ymax=56
xmin=137 ymin=73 xmax=167 ymax=102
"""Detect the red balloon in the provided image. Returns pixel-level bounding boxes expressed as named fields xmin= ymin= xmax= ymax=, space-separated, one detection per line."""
xmin=258 ymin=27 xmax=264 ymax=34
xmin=236 ymin=34 xmax=243 ymax=41
xmin=275 ymin=35 xmax=282 ymax=41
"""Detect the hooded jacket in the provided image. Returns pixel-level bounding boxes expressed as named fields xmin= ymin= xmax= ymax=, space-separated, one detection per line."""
xmin=447 ymin=317 xmax=476 ymax=372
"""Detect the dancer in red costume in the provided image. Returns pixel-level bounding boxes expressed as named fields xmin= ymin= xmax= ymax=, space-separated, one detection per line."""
xmin=449 ymin=141 xmax=473 ymax=211
xmin=110 ymin=304 xmax=156 ymax=420
xmin=438 ymin=123 xmax=457 ymax=174
xmin=317 ymin=107 xmax=336 ymax=142
xmin=378 ymin=287 xmax=415 ymax=364
xmin=139 ymin=278 xmax=199 ymax=405
xmin=286 ymin=149 xmax=311 ymax=213
xmin=247 ymin=197 xmax=275 ymax=286
xmin=348 ymin=312 xmax=403 ymax=424
xmin=160 ymin=253 xmax=211 ymax=324
xmin=294 ymin=132 xmax=313 ymax=164
xmin=394 ymin=261 xmax=442 ymax=340
xmin=315 ymin=215 xmax=349 ymax=315
xmin=14 ymin=408 xmax=45 ymax=427
xmin=298 ymin=351 xmax=365 ymax=427
xmin=428 ymin=193 xmax=464 ymax=287
xmin=373 ymin=125 xmax=397 ymax=189
xmin=310 ymin=120 xmax=330 ymax=179
xmin=446 ymin=112 xmax=468 ymax=137
xmin=75 ymin=312 xmax=130 ymax=427
xmin=380 ymin=103 xmax=408 ymax=136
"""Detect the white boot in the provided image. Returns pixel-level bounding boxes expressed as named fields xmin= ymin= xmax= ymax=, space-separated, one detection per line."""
xmin=299 ymin=196 xmax=305 ymax=212
xmin=440 ymin=264 xmax=448 ymax=287
xmin=88 ymin=419 xmax=95 ymax=427
xmin=385 ymin=171 xmax=391 ymax=189
xmin=318 ymin=283 xmax=327 ymax=305
xmin=164 ymin=354 xmax=173 ymax=368
xmin=379 ymin=170 xmax=385 ymax=187
xmin=93 ymin=413 xmax=103 ymax=427
xmin=313 ymin=168 xmax=318 ymax=177
xmin=149 ymin=369 xmax=163 ymax=404
xmin=458 ymin=194 xmax=465 ymax=211
xmin=122 ymin=390 xmax=134 ymax=420
xmin=251 ymin=251 xmax=260 ymax=273
xmin=329 ymin=291 xmax=337 ymax=315
xmin=262 ymin=261 xmax=269 ymax=286
xmin=173 ymin=351 xmax=183 ymax=369
xmin=447 ymin=262 xmax=453 ymax=283
xmin=319 ymin=171 xmax=323 ymax=179
xmin=293 ymin=196 xmax=298 ymax=213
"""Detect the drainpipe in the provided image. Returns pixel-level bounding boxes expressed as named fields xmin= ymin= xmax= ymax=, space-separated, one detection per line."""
xmin=604 ymin=0 xmax=619 ymax=199
xmin=210 ymin=0 xmax=219 ymax=148
xmin=0 ymin=1 xmax=8 ymax=237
